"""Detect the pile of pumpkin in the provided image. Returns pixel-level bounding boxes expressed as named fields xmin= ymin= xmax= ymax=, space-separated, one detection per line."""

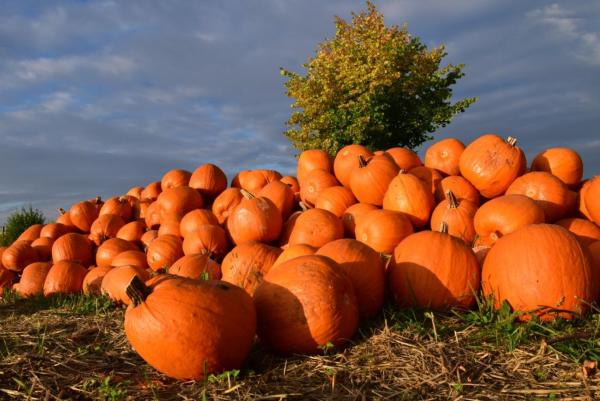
xmin=1 ymin=133 xmax=599 ymax=381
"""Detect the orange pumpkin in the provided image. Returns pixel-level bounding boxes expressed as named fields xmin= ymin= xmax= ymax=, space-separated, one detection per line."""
xmin=69 ymin=197 xmax=102 ymax=233
xmin=96 ymin=238 xmax=138 ymax=267
xmin=579 ymin=180 xmax=593 ymax=220
xmin=314 ymin=186 xmax=357 ymax=217
xmin=51 ymin=233 xmax=94 ymax=267
xmin=126 ymin=186 xmax=144 ymax=199
xmin=56 ymin=208 xmax=75 ymax=228
xmin=2 ymin=241 xmax=39 ymax=271
xmin=287 ymin=208 xmax=344 ymax=248
xmin=584 ymin=177 xmax=600 ymax=225
xmin=297 ymin=149 xmax=333 ymax=184
xmin=99 ymin=196 xmax=133 ymax=221
xmin=333 ymin=144 xmax=372 ymax=187
xmin=43 ymin=260 xmax=88 ymax=296
xmin=221 ymin=242 xmax=282 ymax=295
xmin=280 ymin=176 xmax=300 ymax=201
xmin=232 ymin=169 xmax=282 ymax=195
xmin=556 ymin=218 xmax=600 ymax=247
xmin=144 ymin=201 xmax=161 ymax=229
xmin=31 ymin=237 xmax=54 ymax=261
xmin=430 ymin=191 xmax=477 ymax=245
xmin=170 ymin=253 xmax=221 ymax=280
xmin=350 ymin=155 xmax=399 ymax=206
xmin=157 ymin=218 xmax=182 ymax=238
xmin=435 ymin=175 xmax=480 ymax=205
xmin=101 ymin=265 xmax=150 ymax=304
xmin=531 ymin=147 xmax=583 ymax=187
xmin=424 ymin=138 xmax=465 ymax=176
xmin=182 ymin=225 xmax=229 ymax=260
xmin=212 ymin=188 xmax=244 ymax=225
xmin=189 ymin=163 xmax=227 ymax=199
xmin=89 ymin=213 xmax=125 ymax=245
xmin=341 ymin=203 xmax=379 ymax=238
xmin=179 ymin=209 xmax=219 ymax=238
xmin=272 ymin=244 xmax=317 ymax=268
xmin=317 ymin=239 xmax=385 ymax=319
xmin=111 ymin=250 xmax=149 ymax=270
xmin=258 ymin=180 xmax=296 ymax=221
xmin=146 ymin=235 xmax=183 ymax=271
xmin=40 ymin=223 xmax=71 ymax=240
xmin=13 ymin=262 xmax=52 ymax=297
xmin=459 ymin=134 xmax=525 ymax=198
xmin=140 ymin=230 xmax=158 ymax=249
xmin=299 ymin=168 xmax=339 ymax=207
xmin=383 ymin=171 xmax=434 ymax=228
xmin=157 ymin=186 xmax=204 ymax=222
xmin=409 ymin=166 xmax=443 ymax=197
xmin=82 ymin=266 xmax=113 ymax=295
xmin=116 ymin=220 xmax=146 ymax=245
xmin=254 ymin=255 xmax=359 ymax=355
xmin=0 ymin=267 xmax=16 ymax=292
xmin=355 ymin=209 xmax=413 ymax=254
xmin=226 ymin=190 xmax=282 ymax=245
xmin=141 ymin=181 xmax=162 ymax=201
xmin=17 ymin=224 xmax=43 ymax=242
xmin=384 ymin=147 xmax=422 ymax=170
xmin=161 ymin=169 xmax=191 ymax=190
xmin=482 ymin=224 xmax=594 ymax=321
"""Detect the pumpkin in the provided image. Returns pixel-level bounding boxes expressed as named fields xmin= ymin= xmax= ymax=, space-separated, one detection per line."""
xmin=299 ymin=169 xmax=339 ymax=207
xmin=116 ymin=220 xmax=147 ymax=245
xmin=355 ymin=209 xmax=413 ymax=254
xmin=584 ymin=177 xmax=600 ymax=225
xmin=99 ymin=196 xmax=133 ymax=221
xmin=531 ymin=147 xmax=583 ymax=187
xmin=341 ymin=203 xmax=379 ymax=238
xmin=272 ymin=244 xmax=317 ymax=268
xmin=141 ymin=230 xmax=158 ymax=249
xmin=383 ymin=171 xmax=434 ymax=228
xmin=141 ymin=181 xmax=162 ymax=201
xmin=124 ymin=275 xmax=256 ymax=380
xmin=31 ymin=237 xmax=54 ymax=261
xmin=0 ymin=268 xmax=17 ymax=292
xmin=169 ymin=253 xmax=221 ymax=280
xmin=13 ymin=262 xmax=52 ymax=297
xmin=82 ymin=266 xmax=113 ymax=295
xmin=144 ymin=201 xmax=161 ymax=229
xmin=317 ymin=239 xmax=385 ymax=319
xmin=161 ymin=169 xmax=191 ymax=190
xmin=56 ymin=208 xmax=75 ymax=228
xmin=226 ymin=190 xmax=282 ymax=245
xmin=333 ymin=144 xmax=373 ymax=187
xmin=350 ymin=155 xmax=399 ymax=206
xmin=254 ymin=255 xmax=359 ymax=355
xmin=134 ymin=199 xmax=152 ymax=220
xmin=258 ymin=180 xmax=295 ymax=221
xmin=506 ymin=171 xmax=577 ymax=222
xmin=89 ymin=213 xmax=126 ymax=245
xmin=297 ymin=149 xmax=333 ymax=184
xmin=96 ymin=238 xmax=138 ymax=267
xmin=315 ymin=186 xmax=357 ymax=218
xmin=384 ymin=147 xmax=422 ymax=170
xmin=69 ymin=197 xmax=102 ymax=232
xmin=157 ymin=218 xmax=182 ymax=238
xmin=409 ymin=166 xmax=443 ymax=197
xmin=588 ymin=241 xmax=600 ymax=299
xmin=157 ymin=186 xmax=204 ymax=222
xmin=435 ymin=175 xmax=481 ymax=205
xmin=221 ymin=241 xmax=282 ymax=295
xmin=189 ymin=163 xmax=227 ymax=199
xmin=389 ymin=224 xmax=480 ymax=309
xmin=52 ymin=233 xmax=94 ymax=266
xmin=424 ymin=138 xmax=465 ymax=176
xmin=17 ymin=224 xmax=43 ymax=242
xmin=111 ymin=250 xmax=149 ymax=270
xmin=459 ymin=135 xmax=525 ymax=198
xmin=280 ymin=176 xmax=300 ymax=201
xmin=182 ymin=225 xmax=229 ymax=260
xmin=278 ymin=207 xmax=305 ymax=246
xmin=579 ymin=180 xmax=593 ymax=220
xmin=40 ymin=223 xmax=70 ymax=240
xmin=232 ymin=170 xmax=282 ymax=195
xmin=473 ymin=245 xmax=491 ymax=268
xmin=101 ymin=265 xmax=150 ymax=305
xmin=212 ymin=188 xmax=244 ymax=225
xmin=287 ymin=208 xmax=344 ymax=248
xmin=482 ymin=224 xmax=593 ymax=321
xmin=146 ymin=235 xmax=183 ymax=271
xmin=126 ymin=186 xmax=144 ymax=199
xmin=430 ymin=191 xmax=477 ymax=245
xmin=43 ymin=260 xmax=88 ymax=296
xmin=555 ymin=218 xmax=600 ymax=247
xmin=2 ymin=241 xmax=39 ymax=272
xmin=473 ymin=194 xmax=545 ymax=245
xmin=179 ymin=209 xmax=219 ymax=238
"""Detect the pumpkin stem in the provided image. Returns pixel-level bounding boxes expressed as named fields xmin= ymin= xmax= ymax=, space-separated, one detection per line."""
xmin=126 ymin=276 xmax=151 ymax=306
xmin=299 ymin=202 xmax=310 ymax=212
xmin=358 ymin=155 xmax=368 ymax=168
xmin=398 ymin=169 xmax=407 ymax=174
xmin=445 ymin=190 xmax=459 ymax=208
xmin=506 ymin=136 xmax=517 ymax=146
xmin=439 ymin=222 xmax=449 ymax=234
xmin=240 ymin=189 xmax=255 ymax=200
xmin=58 ymin=208 xmax=67 ymax=215
xmin=94 ymin=195 xmax=102 ymax=204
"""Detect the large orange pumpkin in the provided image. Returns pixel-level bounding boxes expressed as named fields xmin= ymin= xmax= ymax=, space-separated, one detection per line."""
xmin=430 ymin=191 xmax=477 ymax=245
xmin=355 ymin=209 xmax=413 ymax=254
xmin=99 ymin=196 xmax=133 ymax=221
xmin=140 ymin=230 xmax=158 ymax=249
xmin=350 ymin=155 xmax=399 ymax=206
xmin=124 ymin=275 xmax=256 ymax=380
xmin=189 ymin=163 xmax=227 ymax=199
xmin=69 ymin=197 xmax=102 ymax=233
xmin=179 ymin=209 xmax=219 ymax=238
xmin=226 ymin=190 xmax=282 ymax=245
xmin=51 ymin=233 xmax=94 ymax=267
xmin=157 ymin=218 xmax=182 ymax=238
xmin=333 ymin=144 xmax=372 ymax=187
xmin=531 ymin=147 xmax=583 ymax=187
xmin=157 ymin=186 xmax=204 ymax=222
xmin=182 ymin=225 xmax=229 ymax=260
xmin=254 ymin=255 xmax=359 ymax=355
xmin=287 ymin=208 xmax=344 ymax=248
xmin=146 ymin=235 xmax=183 ymax=271
xmin=89 ymin=213 xmax=126 ymax=245
xmin=424 ymin=138 xmax=465 ymax=176
xmin=40 ymin=223 xmax=71 ymax=240
xmin=43 ymin=260 xmax=88 ymax=296
xmin=482 ymin=224 xmax=594 ymax=321
xmin=169 ymin=253 xmax=221 ymax=280
xmin=13 ymin=262 xmax=52 ymax=297
xmin=383 ymin=171 xmax=434 ymax=228
xmin=221 ymin=242 xmax=282 ymax=295
xmin=459 ymin=135 xmax=525 ymax=198
xmin=2 ymin=241 xmax=39 ymax=272
xmin=212 ymin=188 xmax=244 ymax=225
xmin=314 ymin=186 xmax=357 ymax=218
xmin=126 ymin=186 xmax=144 ymax=199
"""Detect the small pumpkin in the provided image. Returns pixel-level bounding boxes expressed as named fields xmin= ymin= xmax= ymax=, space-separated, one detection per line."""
xmin=99 ymin=196 xmax=133 ymax=221
xmin=31 ymin=237 xmax=54 ymax=261
xmin=169 ymin=253 xmax=221 ymax=280
xmin=531 ymin=147 xmax=583 ymax=187
xmin=140 ymin=230 xmax=158 ymax=249
xmin=341 ymin=203 xmax=379 ymax=238
xmin=43 ymin=260 xmax=88 ymax=296
xmin=40 ymin=223 xmax=71 ymax=240
xmin=116 ymin=220 xmax=147 ymax=245
xmin=144 ymin=201 xmax=161 ymax=229
xmin=82 ymin=266 xmax=113 ymax=295
xmin=141 ymin=181 xmax=162 ymax=201
xmin=101 ymin=265 xmax=151 ymax=305
xmin=232 ymin=170 xmax=282 ymax=195
xmin=297 ymin=149 xmax=333 ymax=184
xmin=409 ymin=166 xmax=443 ymax=197
xmin=430 ymin=191 xmax=477 ymax=245
xmin=280 ymin=176 xmax=300 ymax=201
xmin=146 ymin=234 xmax=183 ymax=271
xmin=157 ymin=186 xmax=204 ymax=222
xmin=52 ymin=233 xmax=94 ymax=266
xmin=126 ymin=186 xmax=144 ymax=199
xmin=96 ymin=238 xmax=138 ymax=267
xmin=299 ymin=169 xmax=339 ymax=207
xmin=315 ymin=186 xmax=357 ymax=218
xmin=384 ymin=147 xmax=422 ymax=170
xmin=333 ymin=144 xmax=372 ymax=188
xmin=157 ymin=218 xmax=182 ymax=238
xmin=56 ymin=208 xmax=75 ymax=228
xmin=69 ymin=197 xmax=102 ymax=233
xmin=161 ymin=169 xmax=191 ymax=190
xmin=350 ymin=155 xmax=399 ymax=206
xmin=226 ymin=190 xmax=282 ymax=245
xmin=90 ymin=213 xmax=126 ymax=245
xmin=13 ymin=262 xmax=52 ymax=297
xmin=258 ymin=180 xmax=296 ymax=221
xmin=180 ymin=209 xmax=219 ymax=238
xmin=221 ymin=241 xmax=282 ymax=295
xmin=287 ymin=208 xmax=344 ymax=248
xmin=424 ymin=138 xmax=465 ymax=176
xmin=182 ymin=225 xmax=229 ymax=260
xmin=111 ymin=250 xmax=149 ymax=270
xmin=189 ymin=163 xmax=227 ymax=199
xmin=383 ymin=171 xmax=434 ymax=228
xmin=355 ymin=209 xmax=413 ymax=254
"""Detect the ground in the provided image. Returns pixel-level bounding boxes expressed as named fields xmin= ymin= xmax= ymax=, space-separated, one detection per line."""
xmin=1 ymin=293 xmax=600 ymax=401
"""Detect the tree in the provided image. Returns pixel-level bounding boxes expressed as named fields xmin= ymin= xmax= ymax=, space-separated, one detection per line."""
xmin=281 ymin=1 xmax=476 ymax=155
xmin=0 ymin=206 xmax=46 ymax=246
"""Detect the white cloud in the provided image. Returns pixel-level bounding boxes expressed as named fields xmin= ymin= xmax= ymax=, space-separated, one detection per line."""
xmin=40 ymin=92 xmax=73 ymax=113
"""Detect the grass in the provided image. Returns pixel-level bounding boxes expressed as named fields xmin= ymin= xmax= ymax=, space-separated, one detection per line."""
xmin=1 ymin=291 xmax=600 ymax=400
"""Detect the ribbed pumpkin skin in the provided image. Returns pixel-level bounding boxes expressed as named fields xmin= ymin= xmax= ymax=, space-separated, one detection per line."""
xmin=506 ymin=171 xmax=577 ymax=222
xmin=226 ymin=194 xmax=282 ymax=245
xmin=389 ymin=231 xmax=480 ymax=310
xmin=141 ymin=181 xmax=162 ymax=201
xmin=556 ymin=218 xmax=600 ymax=247
xmin=43 ymin=261 xmax=88 ymax=296
xmin=430 ymin=193 xmax=477 ymax=245
xmin=384 ymin=147 xmax=422 ymax=170
xmin=473 ymin=195 xmax=545 ymax=244
xmin=40 ymin=223 xmax=70 ymax=240
xmin=189 ymin=163 xmax=227 ymax=199
xmin=90 ymin=214 xmax=126 ymax=245
xmin=169 ymin=253 xmax=221 ymax=280
xmin=221 ymin=242 xmax=282 ymax=296
xmin=424 ymin=138 xmax=465 ymax=176
xmin=350 ymin=156 xmax=399 ymax=206
xmin=297 ymin=149 xmax=333 ymax=184
xmin=146 ymin=235 xmax=183 ymax=271
xmin=99 ymin=197 xmax=133 ymax=221
xmin=288 ymin=208 xmax=344 ymax=248
xmin=13 ymin=262 xmax=52 ymax=297
xmin=31 ymin=237 xmax=54 ymax=261
xmin=531 ymin=147 xmax=583 ymax=187
xmin=69 ymin=199 xmax=101 ymax=233
xmin=273 ymin=244 xmax=317 ymax=268
xmin=157 ymin=186 xmax=204 ymax=222
xmin=101 ymin=265 xmax=151 ymax=305
xmin=83 ymin=266 xmax=113 ymax=295
xmin=435 ymin=176 xmax=481 ymax=205
xmin=212 ymin=188 xmax=244 ymax=225
xmin=161 ymin=169 xmax=191 ymax=190
xmin=300 ymin=169 xmax=339 ymax=207
xmin=254 ymin=255 xmax=358 ymax=355
xmin=51 ymin=233 xmax=93 ymax=267
xmin=111 ymin=250 xmax=149 ymax=270
xmin=341 ymin=203 xmax=379 ymax=238
xmin=125 ymin=276 xmax=256 ymax=380
xmin=258 ymin=180 xmax=295 ymax=221
xmin=482 ymin=224 xmax=594 ymax=321
xmin=334 ymin=144 xmax=372 ymax=187
xmin=96 ymin=238 xmax=138 ymax=267
xmin=409 ymin=166 xmax=443 ymax=197
xmin=317 ymin=239 xmax=385 ymax=319
xmin=585 ymin=177 xmax=600 ymax=225
xmin=2 ymin=241 xmax=39 ymax=272
xmin=315 ymin=186 xmax=357 ymax=218
xmin=182 ymin=225 xmax=229 ymax=260
xmin=355 ymin=209 xmax=413 ymax=254
xmin=116 ymin=220 xmax=146 ymax=245
xmin=459 ymin=134 xmax=525 ymax=198
xmin=17 ymin=224 xmax=43 ymax=242
xmin=383 ymin=172 xmax=434 ymax=228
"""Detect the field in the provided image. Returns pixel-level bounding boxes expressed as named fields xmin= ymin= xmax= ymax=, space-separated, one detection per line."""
xmin=2 ymin=292 xmax=600 ymax=401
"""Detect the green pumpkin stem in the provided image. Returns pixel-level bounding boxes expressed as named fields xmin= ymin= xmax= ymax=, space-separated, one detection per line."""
xmin=126 ymin=276 xmax=151 ymax=307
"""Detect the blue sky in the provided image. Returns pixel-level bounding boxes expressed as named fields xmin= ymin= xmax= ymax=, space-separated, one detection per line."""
xmin=1 ymin=1 xmax=599 ymax=223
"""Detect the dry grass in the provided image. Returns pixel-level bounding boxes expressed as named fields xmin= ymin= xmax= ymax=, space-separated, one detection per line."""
xmin=1 ymin=294 xmax=600 ymax=401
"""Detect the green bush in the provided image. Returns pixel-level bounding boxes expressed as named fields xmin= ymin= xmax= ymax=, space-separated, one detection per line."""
xmin=0 ymin=206 xmax=46 ymax=246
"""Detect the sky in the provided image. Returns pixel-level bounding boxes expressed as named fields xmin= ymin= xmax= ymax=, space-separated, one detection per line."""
xmin=1 ymin=0 xmax=599 ymax=224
